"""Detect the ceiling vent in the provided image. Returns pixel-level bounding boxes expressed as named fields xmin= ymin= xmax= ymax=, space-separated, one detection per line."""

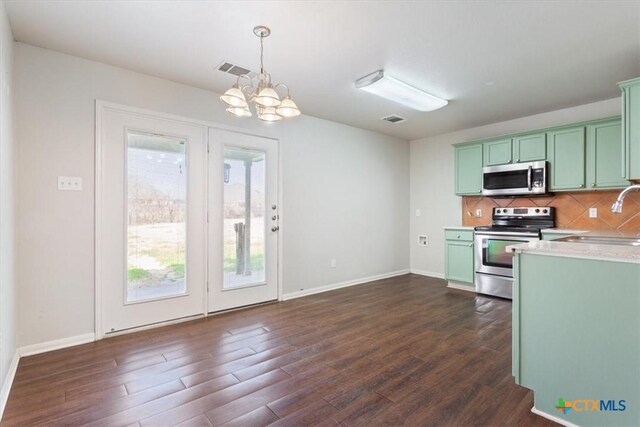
xmin=217 ymin=61 xmax=254 ymax=77
xmin=381 ymin=115 xmax=406 ymax=124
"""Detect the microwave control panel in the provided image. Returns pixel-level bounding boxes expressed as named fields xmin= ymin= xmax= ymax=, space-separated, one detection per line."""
xmin=531 ymin=168 xmax=544 ymax=188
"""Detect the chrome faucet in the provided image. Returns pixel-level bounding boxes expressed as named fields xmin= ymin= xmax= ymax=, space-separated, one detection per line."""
xmin=611 ymin=184 xmax=640 ymax=213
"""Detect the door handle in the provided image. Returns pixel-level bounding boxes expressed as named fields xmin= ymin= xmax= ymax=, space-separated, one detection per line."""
xmin=271 ymin=226 xmax=279 ymax=232
xmin=527 ymin=165 xmax=532 ymax=191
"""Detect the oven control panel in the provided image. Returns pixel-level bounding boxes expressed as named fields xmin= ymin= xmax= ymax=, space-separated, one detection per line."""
xmin=493 ymin=206 xmax=554 ymax=218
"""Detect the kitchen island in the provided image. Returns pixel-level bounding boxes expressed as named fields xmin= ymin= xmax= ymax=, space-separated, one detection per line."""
xmin=509 ymin=234 xmax=640 ymax=427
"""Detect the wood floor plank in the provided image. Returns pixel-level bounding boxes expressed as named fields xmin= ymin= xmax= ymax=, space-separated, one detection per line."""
xmin=220 ymin=405 xmax=279 ymax=427
xmin=1 ymin=274 xmax=556 ymax=427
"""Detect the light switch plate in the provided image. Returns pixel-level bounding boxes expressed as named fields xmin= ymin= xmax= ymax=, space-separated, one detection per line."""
xmin=419 ymin=235 xmax=429 ymax=246
xmin=589 ymin=207 xmax=597 ymax=218
xmin=415 ymin=209 xmax=421 ymax=217
xmin=58 ymin=176 xmax=82 ymax=191
xmin=475 ymin=209 xmax=482 ymax=217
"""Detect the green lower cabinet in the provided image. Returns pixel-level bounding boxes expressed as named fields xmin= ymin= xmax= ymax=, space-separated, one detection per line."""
xmin=547 ymin=126 xmax=586 ymax=190
xmin=445 ymin=240 xmax=474 ymax=283
xmin=513 ymin=133 xmax=546 ymax=163
xmin=587 ymin=119 xmax=629 ymax=189
xmin=513 ymin=253 xmax=640 ymax=426
xmin=620 ymin=77 xmax=640 ymax=180
xmin=483 ymin=138 xmax=513 ymax=166
xmin=455 ymin=144 xmax=483 ymax=195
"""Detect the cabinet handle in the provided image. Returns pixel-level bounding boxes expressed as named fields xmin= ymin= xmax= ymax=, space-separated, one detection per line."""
xmin=516 ymin=158 xmax=520 ymax=162
xmin=468 ymin=243 xmax=473 ymax=247
xmin=579 ymin=184 xmax=584 ymax=188
xmin=591 ymin=183 xmax=596 ymax=187
xmin=457 ymin=235 xmax=461 ymax=239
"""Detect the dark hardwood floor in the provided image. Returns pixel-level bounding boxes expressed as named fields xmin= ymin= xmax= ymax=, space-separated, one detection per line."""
xmin=2 ymin=274 xmax=555 ymax=426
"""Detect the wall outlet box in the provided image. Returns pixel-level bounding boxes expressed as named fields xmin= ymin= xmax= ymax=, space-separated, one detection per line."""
xmin=419 ymin=235 xmax=428 ymax=246
xmin=415 ymin=209 xmax=421 ymax=217
xmin=330 ymin=259 xmax=336 ymax=268
xmin=589 ymin=207 xmax=598 ymax=218
xmin=58 ymin=176 xmax=82 ymax=191
xmin=475 ymin=209 xmax=482 ymax=217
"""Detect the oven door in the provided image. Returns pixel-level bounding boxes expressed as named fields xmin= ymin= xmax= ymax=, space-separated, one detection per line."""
xmin=475 ymin=232 xmax=539 ymax=277
xmin=482 ymin=161 xmax=546 ymax=196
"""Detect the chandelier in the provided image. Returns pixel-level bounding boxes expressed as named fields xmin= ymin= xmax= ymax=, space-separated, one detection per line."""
xmin=220 ymin=26 xmax=301 ymax=122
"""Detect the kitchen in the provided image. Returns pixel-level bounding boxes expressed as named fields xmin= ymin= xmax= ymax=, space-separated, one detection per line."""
xmin=1 ymin=1 xmax=640 ymax=426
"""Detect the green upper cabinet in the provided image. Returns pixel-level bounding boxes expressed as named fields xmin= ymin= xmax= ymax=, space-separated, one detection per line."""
xmin=620 ymin=77 xmax=640 ymax=180
xmin=547 ymin=126 xmax=586 ymax=190
xmin=513 ymin=133 xmax=546 ymax=163
xmin=455 ymin=144 xmax=483 ymax=195
xmin=483 ymin=138 xmax=512 ymax=166
xmin=586 ymin=119 xmax=629 ymax=189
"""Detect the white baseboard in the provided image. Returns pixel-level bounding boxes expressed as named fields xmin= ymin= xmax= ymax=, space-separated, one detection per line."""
xmin=0 ymin=351 xmax=19 ymax=421
xmin=447 ymin=281 xmax=476 ymax=293
xmin=0 ymin=332 xmax=96 ymax=421
xmin=281 ymin=269 xmax=410 ymax=301
xmin=531 ymin=406 xmax=578 ymax=427
xmin=409 ymin=269 xmax=445 ymax=279
xmin=18 ymin=333 xmax=95 ymax=358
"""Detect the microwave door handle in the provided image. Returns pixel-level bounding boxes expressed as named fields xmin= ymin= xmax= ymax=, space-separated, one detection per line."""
xmin=527 ymin=165 xmax=532 ymax=191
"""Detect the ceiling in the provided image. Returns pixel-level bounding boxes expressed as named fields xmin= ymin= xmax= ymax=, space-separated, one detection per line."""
xmin=5 ymin=1 xmax=640 ymax=140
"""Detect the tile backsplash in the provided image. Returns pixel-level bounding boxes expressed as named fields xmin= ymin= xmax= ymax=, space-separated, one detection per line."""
xmin=462 ymin=190 xmax=640 ymax=230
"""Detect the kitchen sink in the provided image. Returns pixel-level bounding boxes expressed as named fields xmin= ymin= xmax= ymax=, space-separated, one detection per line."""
xmin=554 ymin=235 xmax=640 ymax=247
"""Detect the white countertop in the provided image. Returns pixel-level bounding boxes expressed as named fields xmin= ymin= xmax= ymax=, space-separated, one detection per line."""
xmin=540 ymin=228 xmax=588 ymax=234
xmin=443 ymin=226 xmax=475 ymax=230
xmin=508 ymin=231 xmax=640 ymax=264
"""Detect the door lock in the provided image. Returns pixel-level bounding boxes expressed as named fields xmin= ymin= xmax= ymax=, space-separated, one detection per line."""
xmin=271 ymin=226 xmax=280 ymax=232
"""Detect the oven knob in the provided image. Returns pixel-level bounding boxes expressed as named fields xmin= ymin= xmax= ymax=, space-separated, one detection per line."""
xmin=535 ymin=208 xmax=540 ymax=213
xmin=496 ymin=209 xmax=501 ymax=213
xmin=543 ymin=209 xmax=548 ymax=213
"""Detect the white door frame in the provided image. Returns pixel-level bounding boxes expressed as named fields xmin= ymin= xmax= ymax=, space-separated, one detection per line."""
xmin=95 ymin=100 xmax=283 ymax=340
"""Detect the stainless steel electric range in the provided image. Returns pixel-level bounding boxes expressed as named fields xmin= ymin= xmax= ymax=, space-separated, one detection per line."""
xmin=474 ymin=206 xmax=555 ymax=299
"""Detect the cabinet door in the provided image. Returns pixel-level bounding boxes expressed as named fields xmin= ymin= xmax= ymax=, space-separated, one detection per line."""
xmin=586 ymin=119 xmax=629 ymax=189
xmin=483 ymin=138 xmax=512 ymax=166
xmin=547 ymin=127 xmax=586 ymax=190
xmin=513 ymin=133 xmax=546 ymax=163
xmin=455 ymin=144 xmax=483 ymax=195
xmin=445 ymin=241 xmax=474 ymax=283
xmin=622 ymin=80 xmax=640 ymax=179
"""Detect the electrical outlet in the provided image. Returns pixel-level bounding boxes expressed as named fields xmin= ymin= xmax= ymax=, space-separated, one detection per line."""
xmin=415 ymin=209 xmax=421 ymax=217
xmin=589 ymin=207 xmax=598 ymax=218
xmin=475 ymin=209 xmax=482 ymax=217
xmin=330 ymin=259 xmax=336 ymax=268
xmin=58 ymin=176 xmax=82 ymax=191
xmin=419 ymin=235 xmax=429 ymax=246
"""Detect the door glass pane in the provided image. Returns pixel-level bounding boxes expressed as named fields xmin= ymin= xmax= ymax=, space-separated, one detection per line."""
xmin=223 ymin=147 xmax=266 ymax=289
xmin=127 ymin=131 xmax=187 ymax=302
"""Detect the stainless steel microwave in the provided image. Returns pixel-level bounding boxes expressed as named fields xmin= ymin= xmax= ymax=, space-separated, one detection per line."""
xmin=482 ymin=161 xmax=547 ymax=196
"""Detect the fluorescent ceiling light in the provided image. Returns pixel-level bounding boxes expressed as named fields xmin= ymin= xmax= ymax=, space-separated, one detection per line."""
xmin=355 ymin=70 xmax=448 ymax=112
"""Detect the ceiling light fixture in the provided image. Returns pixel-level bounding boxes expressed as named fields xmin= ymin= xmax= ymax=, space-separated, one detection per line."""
xmin=355 ymin=70 xmax=448 ymax=112
xmin=220 ymin=26 xmax=300 ymax=122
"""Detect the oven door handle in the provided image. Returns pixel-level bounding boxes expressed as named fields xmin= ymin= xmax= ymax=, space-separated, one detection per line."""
xmin=475 ymin=231 xmax=539 ymax=238
xmin=527 ymin=165 xmax=532 ymax=191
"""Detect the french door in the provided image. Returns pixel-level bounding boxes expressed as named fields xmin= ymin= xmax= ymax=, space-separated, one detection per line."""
xmin=97 ymin=104 xmax=207 ymax=336
xmin=208 ymin=128 xmax=279 ymax=312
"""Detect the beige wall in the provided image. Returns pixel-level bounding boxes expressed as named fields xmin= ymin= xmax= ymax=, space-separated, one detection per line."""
xmin=14 ymin=43 xmax=410 ymax=347
xmin=409 ymin=97 xmax=621 ymax=277
xmin=0 ymin=0 xmax=16 ymax=406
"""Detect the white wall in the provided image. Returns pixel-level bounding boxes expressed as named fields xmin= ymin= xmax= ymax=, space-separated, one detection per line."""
xmin=14 ymin=43 xmax=410 ymax=347
xmin=410 ymin=98 xmax=621 ymax=276
xmin=0 ymin=0 xmax=16 ymax=408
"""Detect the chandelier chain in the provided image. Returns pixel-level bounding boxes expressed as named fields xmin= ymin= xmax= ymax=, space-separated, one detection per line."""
xmin=259 ymin=35 xmax=264 ymax=75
